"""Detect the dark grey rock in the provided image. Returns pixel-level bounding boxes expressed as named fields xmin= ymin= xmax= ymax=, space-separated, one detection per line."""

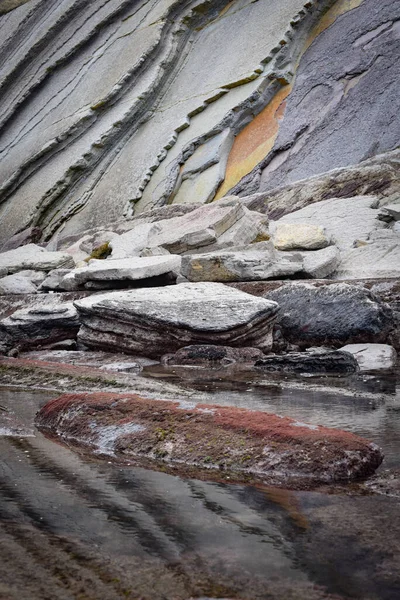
xmin=265 ymin=282 xmax=394 ymax=349
xmin=254 ymin=349 xmax=359 ymax=375
xmin=161 ymin=344 xmax=264 ymax=366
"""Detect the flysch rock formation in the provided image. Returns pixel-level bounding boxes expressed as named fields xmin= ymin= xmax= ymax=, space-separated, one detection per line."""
xmin=1 ymin=0 xmax=398 ymax=248
xmin=0 ymin=0 xmax=398 ymax=498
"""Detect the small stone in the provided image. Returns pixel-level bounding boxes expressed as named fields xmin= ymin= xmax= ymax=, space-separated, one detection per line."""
xmin=272 ymin=223 xmax=329 ymax=251
xmin=339 ymin=343 xmax=397 ymax=372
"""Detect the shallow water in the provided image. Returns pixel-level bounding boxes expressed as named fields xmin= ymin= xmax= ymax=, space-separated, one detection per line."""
xmin=0 ymin=383 xmax=399 ymax=600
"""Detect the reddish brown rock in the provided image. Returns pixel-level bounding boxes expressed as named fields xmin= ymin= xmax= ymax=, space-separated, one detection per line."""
xmin=36 ymin=392 xmax=383 ymax=487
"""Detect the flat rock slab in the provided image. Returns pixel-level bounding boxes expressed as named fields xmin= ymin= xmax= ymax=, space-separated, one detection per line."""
xmin=0 ymin=273 xmax=38 ymax=294
xmin=0 ymin=244 xmax=74 ymax=276
xmin=63 ymin=255 xmax=181 ymax=289
xmin=181 ymin=242 xmax=302 ymax=282
xmin=339 ymin=343 xmax=397 ymax=373
xmin=36 ymin=392 xmax=383 ymax=486
xmin=254 ymin=350 xmax=359 ymax=375
xmin=74 ymin=282 xmax=279 ymax=357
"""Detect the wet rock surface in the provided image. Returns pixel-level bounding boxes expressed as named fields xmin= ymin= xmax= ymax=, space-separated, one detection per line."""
xmin=36 ymin=392 xmax=383 ymax=486
xmin=264 ymin=282 xmax=395 ymax=349
xmin=254 ymin=349 xmax=359 ymax=375
xmin=74 ymin=283 xmax=279 ymax=357
xmin=161 ymin=345 xmax=264 ymax=366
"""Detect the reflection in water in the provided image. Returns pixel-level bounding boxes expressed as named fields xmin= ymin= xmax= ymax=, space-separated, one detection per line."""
xmin=0 ymin=386 xmax=399 ymax=599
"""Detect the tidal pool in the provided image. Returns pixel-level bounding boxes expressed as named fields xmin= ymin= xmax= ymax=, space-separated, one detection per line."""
xmin=0 ymin=381 xmax=399 ymax=600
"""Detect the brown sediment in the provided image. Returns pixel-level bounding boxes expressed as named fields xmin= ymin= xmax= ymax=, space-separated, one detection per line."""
xmin=215 ymin=0 xmax=364 ymax=198
xmin=36 ymin=392 xmax=383 ymax=488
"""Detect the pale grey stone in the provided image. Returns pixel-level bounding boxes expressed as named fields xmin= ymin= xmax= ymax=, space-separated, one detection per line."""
xmin=0 ymin=244 xmax=75 ymax=276
xmin=181 ymin=242 xmax=302 ymax=282
xmin=40 ymin=269 xmax=74 ymax=291
xmin=378 ymin=202 xmax=400 ymax=222
xmin=110 ymin=222 xmax=155 ymax=259
xmin=339 ymin=344 xmax=397 ymax=372
xmin=272 ymin=222 xmax=329 ymax=251
xmin=74 ymin=282 xmax=280 ymax=357
xmin=299 ymin=246 xmax=340 ymax=279
xmin=146 ymin=200 xmax=246 ymax=254
xmin=278 ymin=196 xmax=382 ymax=251
xmin=335 ymin=241 xmax=400 ymax=279
xmin=0 ymin=273 xmax=38 ymax=295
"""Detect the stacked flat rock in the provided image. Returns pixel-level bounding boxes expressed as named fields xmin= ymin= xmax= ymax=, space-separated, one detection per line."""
xmin=62 ymin=255 xmax=181 ymax=290
xmin=181 ymin=242 xmax=302 ymax=282
xmin=74 ymin=282 xmax=279 ymax=358
xmin=0 ymin=244 xmax=74 ymax=276
xmin=0 ymin=302 xmax=80 ymax=350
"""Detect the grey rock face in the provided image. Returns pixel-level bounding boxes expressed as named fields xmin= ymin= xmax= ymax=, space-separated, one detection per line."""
xmin=0 ymin=244 xmax=74 ymax=276
xmin=0 ymin=0 xmax=313 ymax=243
xmin=74 ymin=282 xmax=280 ymax=357
xmin=181 ymin=242 xmax=302 ymax=282
xmin=255 ymin=349 xmax=359 ymax=375
xmin=339 ymin=343 xmax=397 ymax=373
xmin=0 ymin=302 xmax=80 ymax=350
xmin=0 ymin=273 xmax=38 ymax=294
xmin=265 ymin=283 xmax=394 ymax=349
xmin=334 ymin=238 xmax=400 ymax=279
xmin=235 ymin=0 xmax=400 ymax=197
xmin=63 ymin=255 xmax=182 ymax=290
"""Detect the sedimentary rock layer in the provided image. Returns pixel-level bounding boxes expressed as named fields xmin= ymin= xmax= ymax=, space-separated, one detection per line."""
xmin=74 ymin=282 xmax=279 ymax=357
xmin=5 ymin=0 xmax=394 ymax=246
xmin=36 ymin=392 xmax=384 ymax=485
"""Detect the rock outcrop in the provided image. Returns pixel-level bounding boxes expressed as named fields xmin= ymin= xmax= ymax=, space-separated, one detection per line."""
xmin=265 ymin=282 xmax=394 ymax=349
xmin=36 ymin=392 xmax=384 ymax=485
xmin=74 ymin=282 xmax=279 ymax=357
xmin=1 ymin=0 xmax=398 ymax=246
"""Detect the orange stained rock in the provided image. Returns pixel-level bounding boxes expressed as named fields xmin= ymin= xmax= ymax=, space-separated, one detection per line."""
xmin=215 ymin=0 xmax=364 ymax=199
xmin=215 ymin=85 xmax=291 ymax=199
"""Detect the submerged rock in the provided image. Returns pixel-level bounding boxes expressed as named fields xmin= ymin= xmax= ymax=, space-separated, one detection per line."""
xmin=161 ymin=345 xmax=264 ymax=366
xmin=339 ymin=343 xmax=397 ymax=373
xmin=36 ymin=392 xmax=384 ymax=486
xmin=254 ymin=349 xmax=359 ymax=375
xmin=74 ymin=282 xmax=279 ymax=357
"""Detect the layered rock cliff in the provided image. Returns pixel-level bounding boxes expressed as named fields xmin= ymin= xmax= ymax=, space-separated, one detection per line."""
xmin=0 ymin=0 xmax=398 ymax=246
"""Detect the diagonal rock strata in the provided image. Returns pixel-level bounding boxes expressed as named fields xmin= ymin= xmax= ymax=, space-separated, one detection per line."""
xmin=35 ymin=391 xmax=384 ymax=486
